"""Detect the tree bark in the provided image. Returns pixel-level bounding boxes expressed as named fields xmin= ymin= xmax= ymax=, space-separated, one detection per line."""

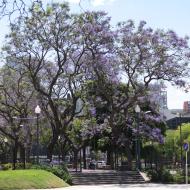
xmin=20 ymin=145 xmax=26 ymax=169
xmin=126 ymin=145 xmax=133 ymax=170
xmin=12 ymin=139 xmax=18 ymax=170
xmin=83 ymin=147 xmax=86 ymax=169
xmin=73 ymin=149 xmax=78 ymax=172
xmin=107 ymin=149 xmax=114 ymax=169
xmin=47 ymin=133 xmax=58 ymax=161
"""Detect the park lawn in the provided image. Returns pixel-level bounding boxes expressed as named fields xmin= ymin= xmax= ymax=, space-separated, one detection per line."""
xmin=0 ymin=169 xmax=69 ymax=190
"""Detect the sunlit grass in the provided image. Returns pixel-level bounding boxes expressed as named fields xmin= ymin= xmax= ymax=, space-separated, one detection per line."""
xmin=0 ymin=169 xmax=69 ymax=190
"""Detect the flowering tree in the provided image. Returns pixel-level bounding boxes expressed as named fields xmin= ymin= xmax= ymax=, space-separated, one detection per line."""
xmin=84 ymin=80 xmax=166 ymax=168
xmin=2 ymin=2 xmax=116 ymax=160
xmin=117 ymin=20 xmax=190 ymax=88
xmin=2 ymin=1 xmax=190 ymax=166
xmin=84 ymin=20 xmax=190 ymax=168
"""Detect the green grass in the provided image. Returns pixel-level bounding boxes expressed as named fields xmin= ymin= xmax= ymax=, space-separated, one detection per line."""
xmin=0 ymin=169 xmax=69 ymax=190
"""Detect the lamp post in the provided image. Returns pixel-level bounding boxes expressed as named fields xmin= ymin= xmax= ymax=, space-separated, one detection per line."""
xmin=177 ymin=112 xmax=183 ymax=167
xmin=58 ymin=135 xmax=61 ymax=164
xmin=35 ymin=105 xmax=41 ymax=164
xmin=135 ymin=104 xmax=141 ymax=170
xmin=4 ymin=137 xmax=8 ymax=163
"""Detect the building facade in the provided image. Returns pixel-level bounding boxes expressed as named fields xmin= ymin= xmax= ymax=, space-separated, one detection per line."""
xmin=183 ymin=101 xmax=190 ymax=113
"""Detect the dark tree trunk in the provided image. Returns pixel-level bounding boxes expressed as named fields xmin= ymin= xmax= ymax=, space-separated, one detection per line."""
xmin=83 ymin=147 xmax=86 ymax=169
xmin=47 ymin=133 xmax=58 ymax=161
xmin=12 ymin=139 xmax=18 ymax=170
xmin=107 ymin=149 xmax=114 ymax=169
xmin=60 ymin=139 xmax=69 ymax=161
xmin=73 ymin=149 xmax=78 ymax=172
xmin=20 ymin=145 xmax=26 ymax=169
xmin=61 ymin=148 xmax=66 ymax=161
xmin=126 ymin=145 xmax=133 ymax=170
xmin=26 ymin=146 xmax=31 ymax=163
xmin=114 ymin=150 xmax=118 ymax=170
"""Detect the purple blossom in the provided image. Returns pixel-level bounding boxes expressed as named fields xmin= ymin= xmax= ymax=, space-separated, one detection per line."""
xmin=175 ymin=80 xmax=186 ymax=87
xmin=89 ymin=107 xmax=96 ymax=116
xmin=144 ymin=114 xmax=163 ymax=123
xmin=138 ymin=20 xmax=147 ymax=31
xmin=131 ymin=124 xmax=164 ymax=144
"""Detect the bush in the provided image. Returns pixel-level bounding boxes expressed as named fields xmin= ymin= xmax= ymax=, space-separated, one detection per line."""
xmin=31 ymin=163 xmax=72 ymax=184
xmin=1 ymin=163 xmax=12 ymax=170
xmin=173 ymin=173 xmax=184 ymax=183
xmin=161 ymin=169 xmax=174 ymax=183
xmin=147 ymin=168 xmax=174 ymax=183
xmin=15 ymin=163 xmax=32 ymax=169
xmin=0 ymin=163 xmax=32 ymax=170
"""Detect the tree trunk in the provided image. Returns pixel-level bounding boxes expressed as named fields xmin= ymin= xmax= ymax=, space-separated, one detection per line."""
xmin=20 ymin=145 xmax=26 ymax=169
xmin=26 ymin=146 xmax=31 ymax=163
xmin=73 ymin=149 xmax=78 ymax=172
xmin=107 ymin=149 xmax=114 ymax=169
xmin=12 ymin=139 xmax=18 ymax=170
xmin=126 ymin=145 xmax=133 ymax=170
xmin=47 ymin=133 xmax=58 ymax=161
xmin=83 ymin=147 xmax=86 ymax=169
xmin=60 ymin=140 xmax=69 ymax=162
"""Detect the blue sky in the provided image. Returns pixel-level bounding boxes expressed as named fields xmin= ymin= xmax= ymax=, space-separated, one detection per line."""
xmin=1 ymin=0 xmax=190 ymax=109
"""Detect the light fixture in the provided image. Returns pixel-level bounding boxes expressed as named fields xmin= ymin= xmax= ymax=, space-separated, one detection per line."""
xmin=135 ymin=105 xmax=141 ymax=113
xmin=4 ymin=137 xmax=8 ymax=143
xmin=35 ymin=105 xmax=41 ymax=114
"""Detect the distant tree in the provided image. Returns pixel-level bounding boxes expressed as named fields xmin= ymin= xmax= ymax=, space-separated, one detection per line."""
xmin=164 ymin=123 xmax=190 ymax=163
xmin=0 ymin=65 xmax=36 ymax=169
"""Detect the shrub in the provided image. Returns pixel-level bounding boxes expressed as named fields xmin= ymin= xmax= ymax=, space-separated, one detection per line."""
xmin=1 ymin=163 xmax=12 ymax=170
xmin=0 ymin=163 xmax=32 ymax=170
xmin=147 ymin=168 xmax=174 ymax=183
xmin=31 ymin=164 xmax=72 ymax=184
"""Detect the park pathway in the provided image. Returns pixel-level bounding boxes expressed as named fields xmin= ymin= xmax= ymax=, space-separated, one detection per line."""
xmin=28 ymin=184 xmax=190 ymax=190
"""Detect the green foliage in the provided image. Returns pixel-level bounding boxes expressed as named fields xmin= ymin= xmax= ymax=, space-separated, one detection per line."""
xmin=31 ymin=164 xmax=72 ymax=184
xmin=164 ymin=123 xmax=190 ymax=160
xmin=172 ymin=173 xmax=184 ymax=183
xmin=147 ymin=168 xmax=174 ymax=183
xmin=166 ymin=123 xmax=190 ymax=144
xmin=46 ymin=6 xmax=52 ymax=15
xmin=0 ymin=163 xmax=32 ymax=170
xmin=142 ymin=143 xmax=160 ymax=161
xmin=147 ymin=168 xmax=188 ymax=183
xmin=0 ymin=163 xmax=12 ymax=170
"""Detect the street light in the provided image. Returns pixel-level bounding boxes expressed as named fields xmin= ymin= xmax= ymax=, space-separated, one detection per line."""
xmin=177 ymin=112 xmax=183 ymax=167
xmin=4 ymin=137 xmax=8 ymax=163
xmin=4 ymin=137 xmax=8 ymax=143
xmin=135 ymin=104 xmax=141 ymax=170
xmin=58 ymin=135 xmax=61 ymax=164
xmin=35 ymin=105 xmax=41 ymax=164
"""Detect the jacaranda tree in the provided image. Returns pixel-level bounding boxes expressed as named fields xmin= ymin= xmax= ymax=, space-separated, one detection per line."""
xmin=1 ymin=2 xmax=190 ymax=167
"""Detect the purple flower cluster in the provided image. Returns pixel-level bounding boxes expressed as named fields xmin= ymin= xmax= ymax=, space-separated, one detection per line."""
xmin=89 ymin=107 xmax=96 ymax=117
xmin=132 ymin=124 xmax=164 ymax=144
xmin=144 ymin=114 xmax=163 ymax=124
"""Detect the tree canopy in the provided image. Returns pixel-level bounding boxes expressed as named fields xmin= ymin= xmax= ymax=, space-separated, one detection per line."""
xmin=0 ymin=1 xmax=190 ymax=167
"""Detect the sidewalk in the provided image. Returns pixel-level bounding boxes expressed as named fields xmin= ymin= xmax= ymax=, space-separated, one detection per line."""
xmin=28 ymin=184 xmax=190 ymax=190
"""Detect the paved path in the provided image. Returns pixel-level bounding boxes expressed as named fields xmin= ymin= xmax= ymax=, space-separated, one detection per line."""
xmin=29 ymin=184 xmax=190 ymax=190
